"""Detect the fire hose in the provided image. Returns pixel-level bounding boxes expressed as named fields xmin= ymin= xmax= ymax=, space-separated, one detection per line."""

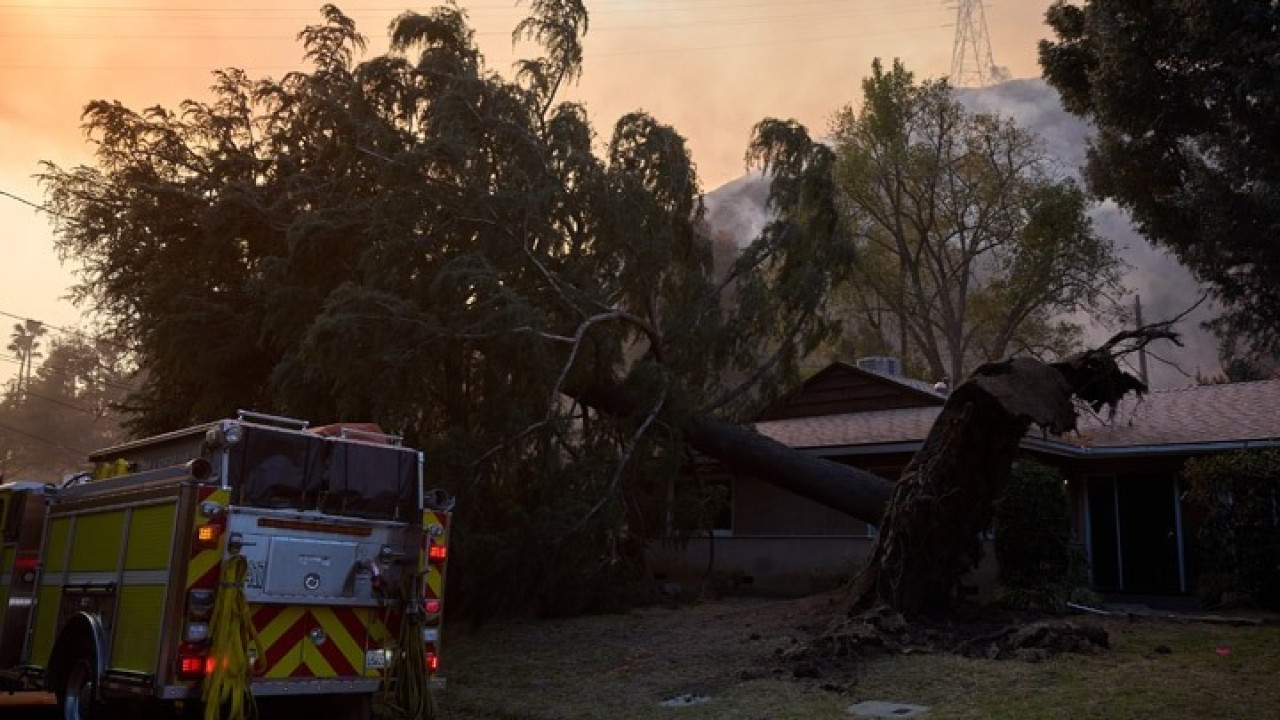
xmin=203 ymin=554 xmax=261 ymax=720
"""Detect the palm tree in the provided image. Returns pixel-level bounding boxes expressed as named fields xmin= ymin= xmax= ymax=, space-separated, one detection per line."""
xmin=7 ymin=319 xmax=47 ymax=397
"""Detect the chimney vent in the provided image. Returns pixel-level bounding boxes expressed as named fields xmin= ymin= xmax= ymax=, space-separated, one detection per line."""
xmin=856 ymin=356 xmax=902 ymax=377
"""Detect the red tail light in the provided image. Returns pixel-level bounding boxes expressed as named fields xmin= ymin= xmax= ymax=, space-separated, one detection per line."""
xmin=425 ymin=651 xmax=439 ymax=674
xmin=428 ymin=544 xmax=448 ymax=563
xmin=14 ymin=554 xmax=38 ymax=583
xmin=177 ymin=644 xmax=208 ymax=680
xmin=423 ymin=599 xmax=442 ymax=615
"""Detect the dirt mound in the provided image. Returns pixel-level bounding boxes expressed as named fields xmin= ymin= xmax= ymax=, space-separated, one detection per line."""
xmin=772 ymin=600 xmax=1110 ymax=677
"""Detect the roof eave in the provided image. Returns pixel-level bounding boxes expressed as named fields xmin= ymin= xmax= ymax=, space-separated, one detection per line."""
xmin=784 ymin=437 xmax=1280 ymax=460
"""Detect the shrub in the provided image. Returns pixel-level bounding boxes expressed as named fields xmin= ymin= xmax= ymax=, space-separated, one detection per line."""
xmin=1183 ymin=449 xmax=1280 ymax=610
xmin=992 ymin=460 xmax=1073 ymax=610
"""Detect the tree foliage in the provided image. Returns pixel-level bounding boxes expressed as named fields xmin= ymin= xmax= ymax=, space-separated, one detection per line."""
xmin=1040 ymin=0 xmax=1280 ymax=355
xmin=39 ymin=2 xmax=852 ymax=615
xmin=0 ymin=333 xmax=133 ymax=481
xmin=1184 ymin=449 xmax=1280 ymax=610
xmin=7 ymin=320 xmax=48 ymax=398
xmin=825 ymin=59 xmax=1122 ymax=382
xmin=992 ymin=459 xmax=1072 ymax=610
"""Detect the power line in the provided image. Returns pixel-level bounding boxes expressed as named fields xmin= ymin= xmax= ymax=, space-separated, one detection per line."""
xmin=0 ymin=0 xmax=925 ymax=14
xmin=591 ymin=22 xmax=946 ymax=59
xmin=0 ymin=2 xmax=943 ymax=33
xmin=0 ymin=188 xmax=74 ymax=220
xmin=17 ymin=388 xmax=102 ymax=415
xmin=0 ymin=189 xmax=46 ymax=213
xmin=0 ymin=20 xmax=951 ymax=70
xmin=0 ymin=353 xmax=139 ymax=395
xmin=0 ymin=309 xmax=74 ymax=338
xmin=0 ymin=0 xmax=948 ymax=65
xmin=0 ymin=418 xmax=92 ymax=458
xmin=0 ymin=311 xmax=141 ymax=392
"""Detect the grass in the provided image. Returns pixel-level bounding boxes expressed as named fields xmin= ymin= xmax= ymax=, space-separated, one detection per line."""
xmin=434 ymin=594 xmax=1280 ymax=719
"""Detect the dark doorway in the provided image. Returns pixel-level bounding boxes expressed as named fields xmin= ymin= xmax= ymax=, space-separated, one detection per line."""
xmin=1087 ymin=477 xmax=1120 ymax=590
xmin=1116 ymin=474 xmax=1181 ymax=594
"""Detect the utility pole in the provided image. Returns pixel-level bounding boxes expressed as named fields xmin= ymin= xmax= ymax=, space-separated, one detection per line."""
xmin=948 ymin=0 xmax=1008 ymax=87
xmin=1135 ymin=295 xmax=1150 ymax=385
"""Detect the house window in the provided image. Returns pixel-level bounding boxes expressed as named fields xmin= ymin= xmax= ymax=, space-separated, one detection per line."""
xmin=667 ymin=469 xmax=732 ymax=537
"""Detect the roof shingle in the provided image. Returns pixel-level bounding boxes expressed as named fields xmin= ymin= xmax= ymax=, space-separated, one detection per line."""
xmin=752 ymin=379 xmax=1280 ymax=452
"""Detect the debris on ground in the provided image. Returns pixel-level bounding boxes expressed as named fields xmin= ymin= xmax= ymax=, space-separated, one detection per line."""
xmin=847 ymin=700 xmax=930 ymax=718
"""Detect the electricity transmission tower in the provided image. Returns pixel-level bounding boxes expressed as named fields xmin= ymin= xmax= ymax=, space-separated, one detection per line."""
xmin=948 ymin=0 xmax=1009 ymax=87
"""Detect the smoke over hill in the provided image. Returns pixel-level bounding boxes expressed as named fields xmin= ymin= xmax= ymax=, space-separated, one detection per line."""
xmin=703 ymin=79 xmax=1218 ymax=389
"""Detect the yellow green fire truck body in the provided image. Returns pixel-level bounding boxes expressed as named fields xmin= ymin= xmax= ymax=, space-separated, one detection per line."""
xmin=0 ymin=411 xmax=451 ymax=718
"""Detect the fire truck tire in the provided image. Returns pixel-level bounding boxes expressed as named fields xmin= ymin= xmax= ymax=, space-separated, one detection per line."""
xmin=258 ymin=693 xmax=370 ymax=720
xmin=329 ymin=694 xmax=371 ymax=720
xmin=56 ymin=647 xmax=110 ymax=720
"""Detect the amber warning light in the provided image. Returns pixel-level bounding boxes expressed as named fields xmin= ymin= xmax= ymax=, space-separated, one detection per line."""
xmin=195 ymin=517 xmax=225 ymax=549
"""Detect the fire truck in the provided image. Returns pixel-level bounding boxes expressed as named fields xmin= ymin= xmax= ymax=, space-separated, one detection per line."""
xmin=0 ymin=410 xmax=452 ymax=719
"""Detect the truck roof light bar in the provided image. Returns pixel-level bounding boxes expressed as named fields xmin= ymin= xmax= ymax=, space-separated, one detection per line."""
xmin=236 ymin=409 xmax=309 ymax=430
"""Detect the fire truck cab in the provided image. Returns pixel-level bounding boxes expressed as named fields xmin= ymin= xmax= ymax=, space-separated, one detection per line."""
xmin=0 ymin=410 xmax=451 ymax=719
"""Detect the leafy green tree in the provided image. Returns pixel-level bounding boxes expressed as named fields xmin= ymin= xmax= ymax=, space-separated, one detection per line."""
xmin=40 ymin=2 xmax=884 ymax=615
xmin=1040 ymin=0 xmax=1280 ymax=355
xmin=1184 ymin=449 xmax=1280 ymax=609
xmin=825 ymin=59 xmax=1123 ymax=382
xmin=0 ymin=333 xmax=132 ymax=481
xmin=993 ymin=460 xmax=1072 ymax=610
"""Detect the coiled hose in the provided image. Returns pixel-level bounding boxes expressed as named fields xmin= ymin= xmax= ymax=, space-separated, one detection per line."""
xmin=203 ymin=554 xmax=261 ymax=720
xmin=378 ymin=575 xmax=436 ymax=720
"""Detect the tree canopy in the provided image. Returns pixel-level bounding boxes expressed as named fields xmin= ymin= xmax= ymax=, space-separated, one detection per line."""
xmin=39 ymin=2 xmax=860 ymax=614
xmin=767 ymin=59 xmax=1123 ymax=383
xmin=37 ymin=3 xmax=1149 ymax=618
xmin=0 ymin=331 xmax=132 ymax=481
xmin=1040 ymin=0 xmax=1280 ymax=355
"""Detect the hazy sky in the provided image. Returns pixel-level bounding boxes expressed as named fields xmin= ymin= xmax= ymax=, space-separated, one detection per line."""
xmin=0 ymin=0 xmax=1058 ymax=367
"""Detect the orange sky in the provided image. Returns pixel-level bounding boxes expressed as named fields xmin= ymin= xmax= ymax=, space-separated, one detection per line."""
xmin=0 ymin=0 xmax=1057 ymax=366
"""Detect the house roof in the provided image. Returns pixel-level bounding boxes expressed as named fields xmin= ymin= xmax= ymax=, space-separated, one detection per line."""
xmin=755 ymin=406 xmax=941 ymax=450
xmin=753 ymin=378 xmax=1280 ymax=455
xmin=756 ymin=360 xmax=945 ymax=421
xmin=1068 ymin=380 xmax=1280 ymax=448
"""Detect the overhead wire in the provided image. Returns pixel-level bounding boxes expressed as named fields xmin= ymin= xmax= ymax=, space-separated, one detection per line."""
xmin=0 ymin=305 xmax=141 ymax=396
xmin=0 ymin=308 xmax=74 ymax=337
xmin=0 ymin=1 xmax=944 ymax=29
xmin=0 ymin=0 xmax=948 ymax=67
xmin=0 ymin=418 xmax=93 ymax=458
xmin=0 ymin=352 xmax=139 ymax=396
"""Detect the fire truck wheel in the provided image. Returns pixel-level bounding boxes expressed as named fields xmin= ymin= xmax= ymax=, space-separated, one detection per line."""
xmin=57 ymin=651 xmax=108 ymax=720
xmin=259 ymin=693 xmax=370 ymax=720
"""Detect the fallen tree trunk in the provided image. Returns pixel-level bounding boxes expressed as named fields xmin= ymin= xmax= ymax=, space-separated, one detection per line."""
xmin=684 ymin=415 xmax=892 ymax=524
xmin=581 ymin=326 xmax=1174 ymax=618
xmin=850 ymin=329 xmax=1172 ymax=616
xmin=850 ymin=358 xmax=1074 ymax=615
xmin=575 ymin=385 xmax=894 ymax=524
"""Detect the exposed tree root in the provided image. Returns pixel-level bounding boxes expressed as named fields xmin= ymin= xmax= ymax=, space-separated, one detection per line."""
xmin=774 ymin=602 xmax=1110 ymax=678
xmin=851 ymin=326 xmax=1182 ymax=616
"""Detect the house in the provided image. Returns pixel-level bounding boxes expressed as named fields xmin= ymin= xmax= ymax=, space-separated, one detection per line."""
xmin=649 ymin=360 xmax=1280 ymax=598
